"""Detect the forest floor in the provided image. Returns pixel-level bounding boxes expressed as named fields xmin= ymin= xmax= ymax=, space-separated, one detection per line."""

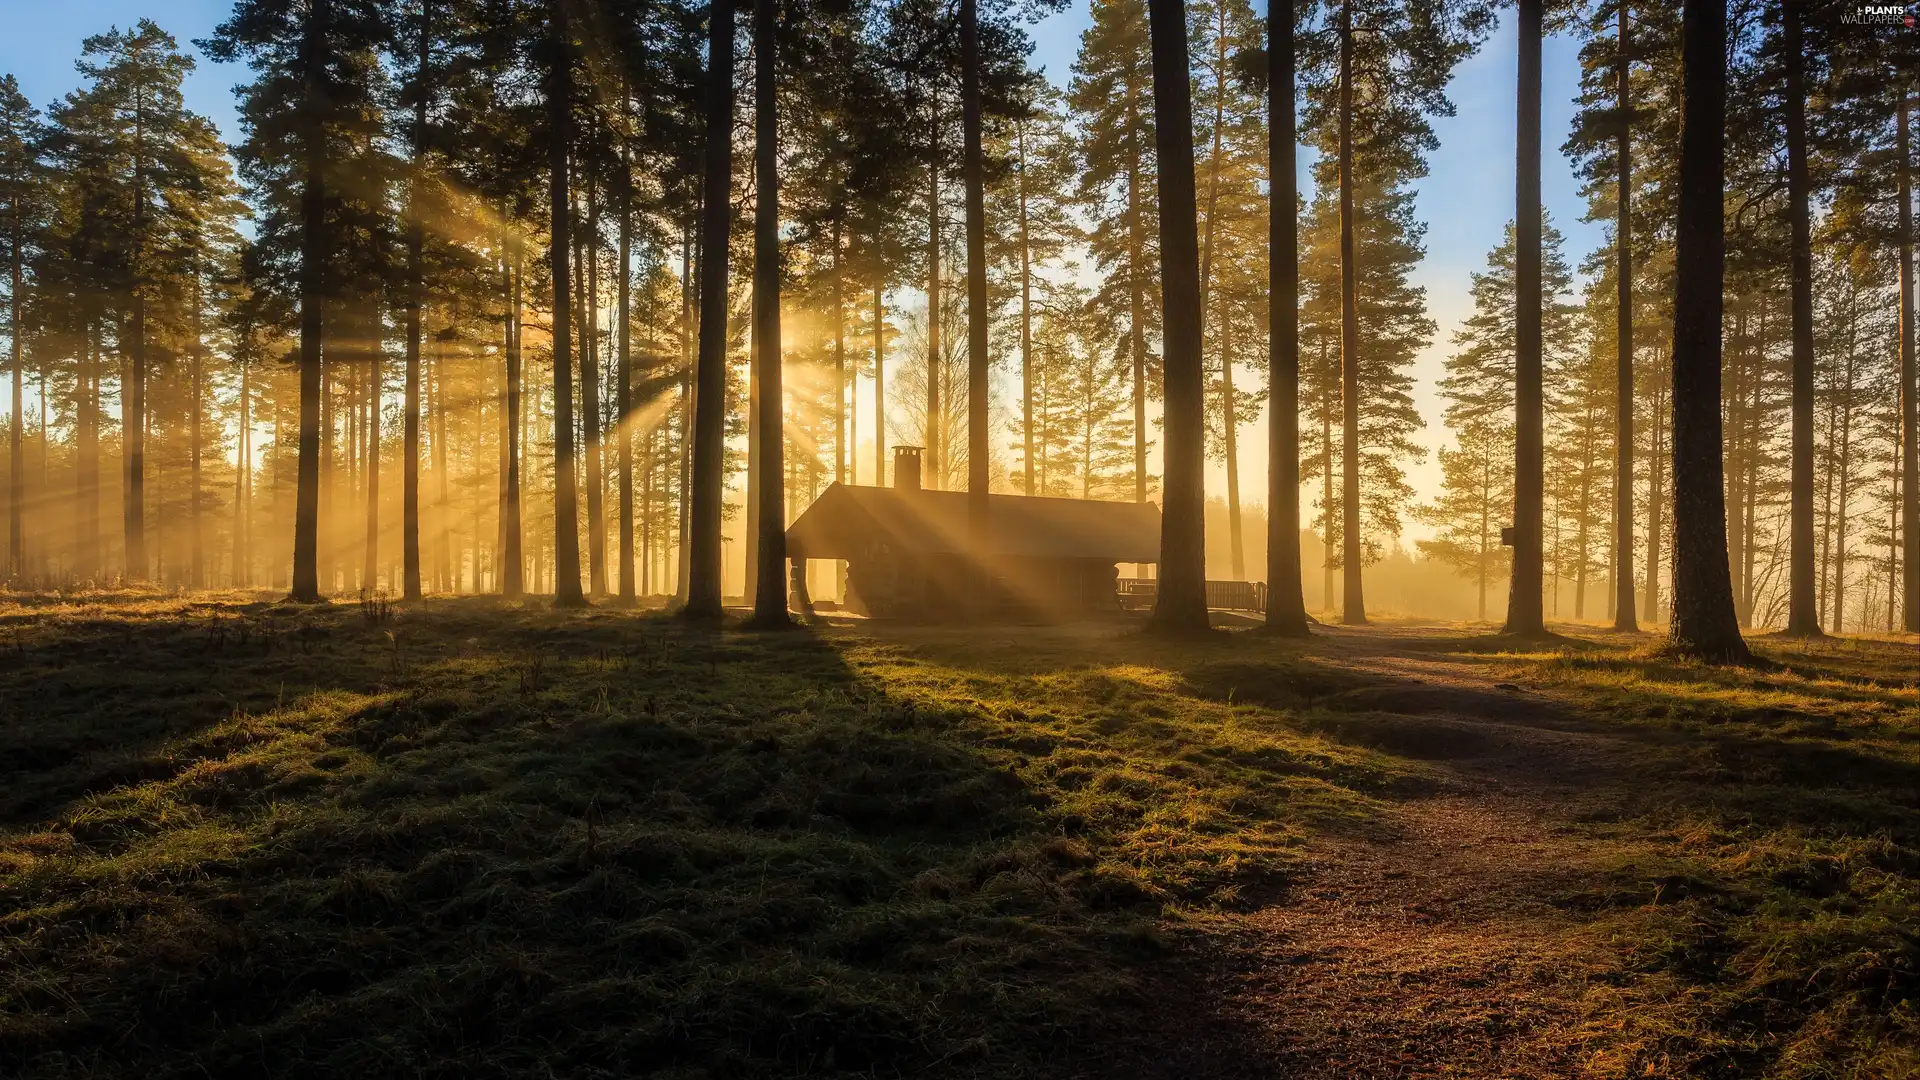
xmin=0 ymin=591 xmax=1915 ymax=1079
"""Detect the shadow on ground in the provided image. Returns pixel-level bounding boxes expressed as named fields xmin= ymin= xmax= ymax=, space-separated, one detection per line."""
xmin=2 ymin=599 xmax=1916 ymax=1077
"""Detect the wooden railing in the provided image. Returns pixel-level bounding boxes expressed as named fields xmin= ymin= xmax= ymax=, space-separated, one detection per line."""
xmin=1116 ymin=579 xmax=1268 ymax=613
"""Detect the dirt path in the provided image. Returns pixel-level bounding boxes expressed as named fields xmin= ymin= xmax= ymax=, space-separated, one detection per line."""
xmin=1141 ymin=626 xmax=1672 ymax=1078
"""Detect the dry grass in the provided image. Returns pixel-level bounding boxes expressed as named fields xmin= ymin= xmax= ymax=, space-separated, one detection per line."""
xmin=0 ymin=595 xmax=1914 ymax=1078
xmin=0 ymin=594 xmax=1403 ymax=1079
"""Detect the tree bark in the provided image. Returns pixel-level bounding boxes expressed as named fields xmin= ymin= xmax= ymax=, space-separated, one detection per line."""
xmin=1018 ymin=118 xmax=1035 ymax=495
xmin=1127 ymin=78 xmax=1147 ymax=505
xmin=548 ymin=0 xmax=585 ymax=607
xmin=926 ymin=90 xmax=943 ymax=487
xmin=1783 ymin=0 xmax=1821 ymax=635
xmin=433 ymin=332 xmax=451 ymax=589
xmin=749 ymin=0 xmax=788 ymax=627
xmin=1337 ymin=0 xmax=1363 ymax=623
xmin=1505 ymin=0 xmax=1546 ymax=635
xmin=363 ymin=306 xmax=381 ymax=594
xmin=402 ymin=0 xmax=429 ymax=600
xmin=618 ymin=123 xmax=636 ymax=605
xmin=874 ymin=283 xmax=886 ymax=483
xmin=235 ymin=360 xmax=250 ymax=585
xmin=1900 ymin=96 xmax=1919 ymax=633
xmin=289 ymin=0 xmax=329 ymax=602
xmin=1643 ymin=369 xmax=1664 ymax=622
xmin=1264 ymin=0 xmax=1310 ymax=635
xmin=584 ymin=182 xmax=606 ymax=597
xmin=125 ymin=89 xmax=147 ymax=582
xmin=1197 ymin=1 xmax=1235 ymax=578
xmin=1665 ymin=0 xmax=1749 ymax=662
xmin=502 ymin=235 xmax=525 ymax=595
xmin=7 ymin=195 xmax=21 ymax=579
xmin=1613 ymin=0 xmax=1636 ymax=631
xmin=190 ymin=276 xmax=204 ymax=589
xmin=962 ymin=0 xmax=991 ymax=605
xmin=1144 ymin=0 xmax=1210 ymax=636
xmin=685 ymin=0 xmax=734 ymax=619
xmin=676 ymin=223 xmax=693 ymax=601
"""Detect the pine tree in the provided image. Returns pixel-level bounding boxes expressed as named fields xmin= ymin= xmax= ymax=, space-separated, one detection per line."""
xmin=59 ymin=23 xmax=233 ymax=582
xmin=1145 ymin=0 xmax=1209 ymax=636
xmin=1298 ymin=179 xmax=1432 ymax=603
xmin=0 ymin=78 xmax=43 ymax=580
xmin=1069 ymin=0 xmax=1157 ymax=503
xmin=1299 ymin=0 xmax=1492 ymax=621
xmin=207 ymin=0 xmax=390 ymax=601
xmin=1665 ymin=0 xmax=1750 ymax=662
xmin=986 ymin=87 xmax=1078 ymax=496
xmin=1263 ymin=0 xmax=1311 ymax=635
xmin=684 ymin=0 xmax=736 ymax=619
xmin=1192 ymin=0 xmax=1265 ymax=581
xmin=1417 ymin=419 xmax=1511 ymax=621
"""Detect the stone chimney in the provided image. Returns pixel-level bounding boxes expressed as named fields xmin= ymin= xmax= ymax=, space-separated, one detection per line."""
xmin=892 ymin=446 xmax=923 ymax=492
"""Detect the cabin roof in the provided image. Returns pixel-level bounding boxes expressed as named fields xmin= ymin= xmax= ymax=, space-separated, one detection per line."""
xmin=785 ymin=483 xmax=1161 ymax=563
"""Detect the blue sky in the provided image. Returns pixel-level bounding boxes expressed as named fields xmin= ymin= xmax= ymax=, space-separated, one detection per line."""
xmin=0 ymin=0 xmax=1602 ymax=543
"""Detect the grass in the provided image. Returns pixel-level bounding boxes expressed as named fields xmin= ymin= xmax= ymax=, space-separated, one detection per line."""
xmin=1489 ymin=633 xmax=1920 ymax=1078
xmin=0 ymin=592 xmax=1406 ymax=1079
xmin=0 ymin=594 xmax=1914 ymax=1077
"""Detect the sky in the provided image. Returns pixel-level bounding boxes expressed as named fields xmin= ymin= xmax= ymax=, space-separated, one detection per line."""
xmin=0 ymin=0 xmax=1604 ymax=554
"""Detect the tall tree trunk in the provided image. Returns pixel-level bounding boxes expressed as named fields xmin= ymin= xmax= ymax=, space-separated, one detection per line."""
xmin=1144 ymin=0 xmax=1209 ymax=636
xmin=676 ymin=223 xmax=693 ymax=601
xmin=684 ymin=0 xmax=734 ymax=620
xmin=1127 ymin=79 xmax=1147 ymax=505
xmin=190 ymin=277 xmax=205 ymax=590
xmin=289 ymin=0 xmax=329 ymax=602
xmin=749 ymin=0 xmax=788 ymax=627
xmin=1506 ymin=0 xmax=1546 ymax=635
xmin=962 ymin=0 xmax=991 ymax=605
xmin=1573 ymin=420 xmax=1594 ymax=620
xmin=1018 ymin=118 xmax=1035 ymax=495
xmin=1784 ymin=0 xmax=1821 ymax=635
xmin=1196 ymin=0 xmax=1243 ymax=581
xmin=323 ymin=355 xmax=336 ymax=585
xmin=502 ymin=235 xmax=524 ymax=595
xmin=584 ymin=182 xmax=606 ymax=597
xmin=618 ymin=134 xmax=636 ymax=605
xmin=1264 ymin=0 xmax=1310 ymax=635
xmin=1478 ymin=452 xmax=1490 ymax=621
xmin=548 ymin=0 xmax=585 ymax=607
xmin=79 ymin=324 xmax=98 ymax=579
xmin=1613 ymin=0 xmax=1636 ymax=631
xmin=363 ymin=310 xmax=381 ymax=593
xmin=1322 ymin=344 xmax=1333 ymax=611
xmin=433 ymin=328 xmax=452 ymax=589
xmin=1901 ymin=95 xmax=1919 ymax=633
xmin=1643 ymin=369 xmax=1665 ymax=622
xmin=926 ymin=92 xmax=942 ymax=487
xmin=125 ymin=91 xmax=147 ymax=583
xmin=833 ymin=219 xmax=847 ymax=489
xmin=402 ymin=0 xmax=428 ymax=600
xmin=831 ymin=218 xmax=847 ymax=599
xmin=1222 ymin=317 xmax=1243 ymax=578
xmin=1827 ymin=359 xmax=1843 ymax=630
xmin=874 ymin=283 xmax=886 ymax=483
xmin=1337 ymin=0 xmax=1364 ymax=624
xmin=7 ymin=203 xmax=20 ymax=579
xmin=236 ymin=361 xmax=250 ymax=585
xmin=1666 ymin=0 xmax=1749 ymax=662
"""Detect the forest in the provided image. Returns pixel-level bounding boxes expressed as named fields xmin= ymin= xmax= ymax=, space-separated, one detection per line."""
xmin=0 ymin=0 xmax=1917 ymax=1076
